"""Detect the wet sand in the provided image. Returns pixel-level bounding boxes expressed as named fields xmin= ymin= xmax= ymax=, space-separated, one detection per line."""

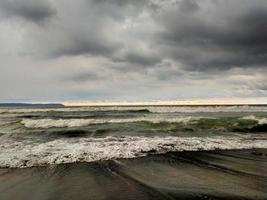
xmin=0 ymin=149 xmax=266 ymax=200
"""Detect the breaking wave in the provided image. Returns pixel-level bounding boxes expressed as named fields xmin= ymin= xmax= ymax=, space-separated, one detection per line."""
xmin=20 ymin=115 xmax=267 ymax=130
xmin=242 ymin=115 xmax=267 ymax=125
xmin=0 ymin=135 xmax=266 ymax=168
xmin=20 ymin=117 xmax=195 ymax=128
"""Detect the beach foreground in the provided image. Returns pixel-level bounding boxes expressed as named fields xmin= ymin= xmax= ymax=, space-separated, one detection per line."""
xmin=1 ymin=149 xmax=266 ymax=200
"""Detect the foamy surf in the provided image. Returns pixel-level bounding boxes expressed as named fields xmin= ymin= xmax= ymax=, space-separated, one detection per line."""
xmin=242 ymin=115 xmax=267 ymax=125
xmin=0 ymin=135 xmax=266 ymax=168
xmin=20 ymin=115 xmax=267 ymax=129
xmin=20 ymin=117 xmax=195 ymax=128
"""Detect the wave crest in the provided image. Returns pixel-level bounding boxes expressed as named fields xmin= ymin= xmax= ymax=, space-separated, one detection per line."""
xmin=242 ymin=115 xmax=267 ymax=125
xmin=20 ymin=117 xmax=194 ymax=128
xmin=20 ymin=115 xmax=267 ymax=129
xmin=0 ymin=135 xmax=266 ymax=168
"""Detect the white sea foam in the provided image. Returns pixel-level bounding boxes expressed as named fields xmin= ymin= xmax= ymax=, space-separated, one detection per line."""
xmin=20 ymin=114 xmax=267 ymax=129
xmin=0 ymin=135 xmax=266 ymax=168
xmin=21 ymin=117 xmax=195 ymax=128
xmin=242 ymin=115 xmax=267 ymax=125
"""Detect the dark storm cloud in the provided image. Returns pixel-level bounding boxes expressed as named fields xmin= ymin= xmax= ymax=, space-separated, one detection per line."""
xmin=2 ymin=0 xmax=266 ymax=71
xmin=157 ymin=0 xmax=267 ymax=70
xmin=1 ymin=0 xmax=267 ymax=101
xmin=70 ymin=72 xmax=101 ymax=82
xmin=88 ymin=0 xmax=155 ymax=23
xmin=40 ymin=0 xmax=267 ymax=71
xmin=112 ymin=51 xmax=161 ymax=66
xmin=249 ymin=81 xmax=267 ymax=91
xmin=123 ymin=52 xmax=160 ymax=66
xmin=51 ymin=35 xmax=121 ymax=58
xmin=179 ymin=0 xmax=200 ymax=13
xmin=20 ymin=0 xmax=161 ymax=65
xmin=0 ymin=0 xmax=56 ymax=23
xmin=258 ymin=84 xmax=267 ymax=91
xmin=91 ymin=0 xmax=146 ymax=7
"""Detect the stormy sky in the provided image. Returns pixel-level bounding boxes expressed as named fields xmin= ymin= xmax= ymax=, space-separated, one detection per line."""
xmin=0 ymin=0 xmax=267 ymax=102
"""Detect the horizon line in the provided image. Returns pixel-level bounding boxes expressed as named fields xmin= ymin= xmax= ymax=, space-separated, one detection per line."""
xmin=1 ymin=97 xmax=267 ymax=106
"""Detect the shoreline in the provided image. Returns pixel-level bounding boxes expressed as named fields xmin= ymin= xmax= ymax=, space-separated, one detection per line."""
xmin=1 ymin=148 xmax=267 ymax=170
xmin=1 ymin=148 xmax=266 ymax=200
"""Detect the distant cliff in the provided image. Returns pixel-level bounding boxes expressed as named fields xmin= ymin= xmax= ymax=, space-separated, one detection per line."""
xmin=0 ymin=103 xmax=64 ymax=108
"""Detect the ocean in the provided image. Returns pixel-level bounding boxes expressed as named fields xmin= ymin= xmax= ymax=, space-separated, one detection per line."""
xmin=0 ymin=105 xmax=267 ymax=199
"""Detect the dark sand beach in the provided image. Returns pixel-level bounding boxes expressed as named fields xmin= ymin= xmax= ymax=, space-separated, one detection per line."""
xmin=1 ymin=149 xmax=266 ymax=200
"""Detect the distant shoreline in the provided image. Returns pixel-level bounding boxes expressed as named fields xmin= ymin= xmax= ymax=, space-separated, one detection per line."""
xmin=1 ymin=103 xmax=267 ymax=108
xmin=65 ymin=104 xmax=267 ymax=107
xmin=0 ymin=103 xmax=64 ymax=108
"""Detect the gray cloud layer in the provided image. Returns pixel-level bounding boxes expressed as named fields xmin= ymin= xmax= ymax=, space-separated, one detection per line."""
xmin=0 ymin=0 xmax=267 ymax=101
xmin=157 ymin=0 xmax=267 ymax=70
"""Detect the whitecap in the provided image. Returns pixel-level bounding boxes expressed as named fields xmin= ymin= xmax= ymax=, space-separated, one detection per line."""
xmin=20 ymin=117 xmax=195 ymax=128
xmin=0 ymin=135 xmax=266 ymax=168
xmin=242 ymin=115 xmax=267 ymax=125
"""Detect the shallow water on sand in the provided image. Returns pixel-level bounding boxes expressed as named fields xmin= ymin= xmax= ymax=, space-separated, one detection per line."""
xmin=0 ymin=149 xmax=266 ymax=200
